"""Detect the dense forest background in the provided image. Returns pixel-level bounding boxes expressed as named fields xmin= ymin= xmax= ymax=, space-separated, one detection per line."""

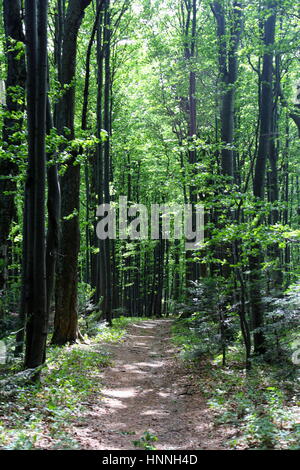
xmin=0 ymin=0 xmax=300 ymax=451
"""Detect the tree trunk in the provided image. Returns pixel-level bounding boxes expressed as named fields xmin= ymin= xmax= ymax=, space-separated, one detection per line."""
xmin=46 ymin=98 xmax=60 ymax=322
xmin=52 ymin=0 xmax=92 ymax=345
xmin=23 ymin=0 xmax=48 ymax=372
xmin=211 ymin=1 xmax=242 ymax=178
xmin=250 ymin=1 xmax=276 ymax=355
xmin=185 ymin=0 xmax=198 ymax=284
xmin=100 ymin=0 xmax=113 ymax=324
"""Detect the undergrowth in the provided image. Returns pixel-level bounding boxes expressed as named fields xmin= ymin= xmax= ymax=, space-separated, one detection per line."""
xmin=171 ymin=318 xmax=300 ymax=450
xmin=0 ymin=316 xmax=145 ymax=449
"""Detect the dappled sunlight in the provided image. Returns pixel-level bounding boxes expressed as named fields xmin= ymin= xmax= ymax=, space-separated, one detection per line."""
xmin=133 ymin=361 xmax=164 ymax=369
xmin=104 ymin=388 xmax=137 ymax=399
xmin=100 ymin=397 xmax=126 ymax=409
xmin=112 ymin=364 xmax=145 ymax=374
xmin=158 ymin=391 xmax=172 ymax=398
xmin=140 ymin=409 xmax=170 ymax=416
xmin=69 ymin=320 xmax=227 ymax=450
xmin=127 ymin=334 xmax=155 ymax=340
xmin=131 ymin=323 xmax=159 ymax=330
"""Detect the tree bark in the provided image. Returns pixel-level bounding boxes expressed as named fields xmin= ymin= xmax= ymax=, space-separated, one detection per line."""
xmin=52 ymin=0 xmax=92 ymax=345
xmin=46 ymin=98 xmax=60 ymax=322
xmin=23 ymin=0 xmax=48 ymax=372
xmin=250 ymin=1 xmax=276 ymax=355
xmin=211 ymin=1 xmax=242 ymax=178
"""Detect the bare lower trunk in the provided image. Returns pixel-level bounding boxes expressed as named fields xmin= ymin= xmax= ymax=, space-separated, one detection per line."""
xmin=52 ymin=0 xmax=92 ymax=345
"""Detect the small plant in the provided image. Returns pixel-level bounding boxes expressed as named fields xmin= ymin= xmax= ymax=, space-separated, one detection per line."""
xmin=132 ymin=431 xmax=158 ymax=450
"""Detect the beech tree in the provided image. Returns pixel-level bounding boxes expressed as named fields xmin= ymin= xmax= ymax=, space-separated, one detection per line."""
xmin=21 ymin=0 xmax=48 ymax=371
xmin=249 ymin=0 xmax=277 ymax=355
xmin=52 ymin=0 xmax=93 ymax=345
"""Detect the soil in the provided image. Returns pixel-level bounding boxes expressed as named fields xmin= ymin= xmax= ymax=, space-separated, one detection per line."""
xmin=71 ymin=319 xmax=233 ymax=450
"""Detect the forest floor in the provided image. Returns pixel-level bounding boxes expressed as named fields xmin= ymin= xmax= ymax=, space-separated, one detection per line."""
xmin=1 ymin=318 xmax=298 ymax=449
xmin=70 ymin=319 xmax=234 ymax=450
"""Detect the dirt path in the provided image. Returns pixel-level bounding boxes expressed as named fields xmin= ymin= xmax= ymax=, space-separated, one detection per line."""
xmin=72 ymin=319 xmax=231 ymax=450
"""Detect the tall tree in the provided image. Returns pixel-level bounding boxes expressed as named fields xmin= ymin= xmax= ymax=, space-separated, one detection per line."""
xmin=211 ymin=0 xmax=243 ymax=178
xmin=22 ymin=0 xmax=48 ymax=371
xmin=102 ymin=0 xmax=113 ymax=325
xmin=250 ymin=0 xmax=277 ymax=355
xmin=181 ymin=0 xmax=199 ymax=283
xmin=52 ymin=0 xmax=93 ymax=345
xmin=45 ymin=96 xmax=61 ymax=322
xmin=211 ymin=1 xmax=243 ymax=292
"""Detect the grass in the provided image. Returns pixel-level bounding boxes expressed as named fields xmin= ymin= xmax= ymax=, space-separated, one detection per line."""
xmin=0 ymin=316 xmax=146 ymax=450
xmin=171 ymin=318 xmax=300 ymax=450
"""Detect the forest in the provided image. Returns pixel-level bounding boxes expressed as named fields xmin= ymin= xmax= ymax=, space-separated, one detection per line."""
xmin=0 ymin=0 xmax=300 ymax=452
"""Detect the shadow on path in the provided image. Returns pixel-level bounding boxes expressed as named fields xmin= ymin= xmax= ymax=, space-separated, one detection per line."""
xmin=71 ymin=319 xmax=232 ymax=450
